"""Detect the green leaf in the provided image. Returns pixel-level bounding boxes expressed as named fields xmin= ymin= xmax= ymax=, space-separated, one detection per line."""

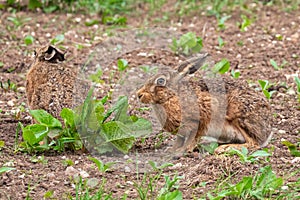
xmin=117 ymin=59 xmax=128 ymax=71
xmin=251 ymin=150 xmax=271 ymax=157
xmin=22 ymin=124 xmax=48 ymax=145
xmin=295 ymin=76 xmax=300 ymax=93
xmin=85 ymin=19 xmax=100 ymax=26
xmin=270 ymin=59 xmax=278 ymax=70
xmin=28 ymin=0 xmax=42 ymax=10
xmin=104 ymin=96 xmax=128 ymax=123
xmin=258 ymin=80 xmax=269 ymax=90
xmin=218 ymin=36 xmax=224 ymax=47
xmin=50 ymin=34 xmax=64 ymax=45
xmin=282 ymin=140 xmax=300 ymax=157
xmin=60 ymin=108 xmax=75 ymax=129
xmin=126 ymin=117 xmax=152 ymax=137
xmin=29 ymin=110 xmax=62 ymax=128
xmin=0 ymin=62 xmax=3 ymax=67
xmin=157 ymin=190 xmax=182 ymax=200
xmin=0 ymin=140 xmax=4 ymax=149
xmin=95 ymin=102 xmax=105 ymax=124
xmin=24 ymin=35 xmax=34 ymax=45
xmin=213 ymin=59 xmax=230 ymax=74
xmin=100 ymin=121 xmax=135 ymax=154
xmin=0 ymin=167 xmax=15 ymax=174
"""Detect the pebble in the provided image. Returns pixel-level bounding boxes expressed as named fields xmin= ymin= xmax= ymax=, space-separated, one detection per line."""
xmin=79 ymin=170 xmax=89 ymax=178
xmin=124 ymin=166 xmax=131 ymax=173
xmin=7 ymin=100 xmax=14 ymax=107
xmin=169 ymin=162 xmax=183 ymax=170
xmin=291 ymin=157 xmax=300 ymax=164
xmin=65 ymin=166 xmax=79 ymax=176
xmin=123 ymin=155 xmax=129 ymax=159
xmin=278 ymin=130 xmax=286 ymax=134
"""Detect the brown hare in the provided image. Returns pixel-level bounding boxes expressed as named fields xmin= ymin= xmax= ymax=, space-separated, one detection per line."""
xmin=137 ymin=53 xmax=272 ymax=153
xmin=26 ymin=45 xmax=78 ymax=119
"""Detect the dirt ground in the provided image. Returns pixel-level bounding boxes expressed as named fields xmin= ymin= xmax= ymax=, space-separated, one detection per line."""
xmin=0 ymin=2 xmax=300 ymax=199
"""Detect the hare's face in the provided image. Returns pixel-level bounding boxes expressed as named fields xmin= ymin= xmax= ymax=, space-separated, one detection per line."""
xmin=137 ymin=53 xmax=210 ymax=105
xmin=137 ymin=72 xmax=177 ymax=104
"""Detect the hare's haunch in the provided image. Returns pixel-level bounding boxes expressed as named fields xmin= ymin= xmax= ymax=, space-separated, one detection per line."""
xmin=137 ymin=53 xmax=272 ymax=153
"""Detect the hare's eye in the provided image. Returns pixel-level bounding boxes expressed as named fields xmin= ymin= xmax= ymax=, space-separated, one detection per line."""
xmin=33 ymin=50 xmax=37 ymax=57
xmin=156 ymin=77 xmax=166 ymax=86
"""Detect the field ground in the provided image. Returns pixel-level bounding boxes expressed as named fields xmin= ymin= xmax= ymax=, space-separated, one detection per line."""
xmin=0 ymin=1 xmax=299 ymax=199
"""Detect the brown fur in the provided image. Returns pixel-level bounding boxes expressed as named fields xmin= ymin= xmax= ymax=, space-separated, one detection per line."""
xmin=26 ymin=45 xmax=78 ymax=119
xmin=137 ymin=54 xmax=272 ymax=153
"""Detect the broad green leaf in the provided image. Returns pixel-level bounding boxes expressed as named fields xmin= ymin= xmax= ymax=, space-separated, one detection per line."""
xmin=157 ymin=190 xmax=182 ymax=200
xmin=295 ymin=76 xmax=300 ymax=93
xmin=117 ymin=59 xmax=128 ymax=71
xmin=47 ymin=128 xmax=61 ymax=139
xmin=251 ymin=150 xmax=271 ymax=157
xmin=258 ymin=80 xmax=268 ymax=90
xmin=126 ymin=117 xmax=152 ymax=137
xmin=85 ymin=19 xmax=100 ymax=26
xmin=29 ymin=110 xmax=62 ymax=128
xmin=179 ymin=32 xmax=197 ymax=48
xmin=0 ymin=167 xmax=15 ymax=174
xmin=234 ymin=176 xmax=253 ymax=194
xmin=22 ymin=124 xmax=48 ymax=145
xmin=95 ymin=102 xmax=105 ymax=124
xmin=213 ymin=59 xmax=230 ymax=74
xmin=60 ymin=108 xmax=75 ymax=129
xmin=24 ymin=35 xmax=34 ymax=45
xmin=282 ymin=140 xmax=300 ymax=157
xmin=105 ymin=96 xmax=129 ymax=123
xmin=28 ymin=0 xmax=42 ymax=10
xmin=101 ymin=121 xmax=135 ymax=154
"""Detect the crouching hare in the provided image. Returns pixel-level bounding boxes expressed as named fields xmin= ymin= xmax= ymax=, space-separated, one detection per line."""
xmin=137 ymin=53 xmax=272 ymax=153
xmin=26 ymin=45 xmax=78 ymax=119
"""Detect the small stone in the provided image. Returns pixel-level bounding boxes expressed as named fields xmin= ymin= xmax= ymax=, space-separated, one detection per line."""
xmin=79 ymin=170 xmax=89 ymax=178
xmin=169 ymin=163 xmax=182 ymax=170
xmin=7 ymin=100 xmax=14 ymax=107
xmin=65 ymin=166 xmax=79 ymax=176
xmin=278 ymin=130 xmax=286 ymax=134
xmin=123 ymin=155 xmax=129 ymax=159
xmin=291 ymin=157 xmax=300 ymax=164
xmin=124 ymin=166 xmax=131 ymax=173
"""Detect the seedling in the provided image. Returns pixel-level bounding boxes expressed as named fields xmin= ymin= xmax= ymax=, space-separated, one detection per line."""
xmin=258 ymin=80 xmax=275 ymax=100
xmin=212 ymin=58 xmax=230 ymax=74
xmin=117 ymin=59 xmax=129 ymax=71
xmin=50 ymin=34 xmax=64 ymax=45
xmin=0 ymin=166 xmax=15 ymax=174
xmin=281 ymin=140 xmax=300 ymax=157
xmin=139 ymin=65 xmax=158 ymax=74
xmin=206 ymin=166 xmax=283 ymax=199
xmin=198 ymin=142 xmax=218 ymax=154
xmin=89 ymin=157 xmax=115 ymax=173
xmin=218 ymin=36 xmax=225 ymax=48
xmin=0 ymin=79 xmax=17 ymax=92
xmin=294 ymin=76 xmax=300 ymax=93
xmin=238 ymin=14 xmax=252 ymax=32
xmin=217 ymin=15 xmax=231 ymax=30
xmin=7 ymin=15 xmax=31 ymax=28
xmin=270 ymin=59 xmax=287 ymax=70
xmin=89 ymin=65 xmax=104 ymax=84
xmin=231 ymin=69 xmax=240 ymax=79
xmin=228 ymin=147 xmax=271 ymax=163
xmin=23 ymin=35 xmax=35 ymax=46
xmin=170 ymin=32 xmax=203 ymax=56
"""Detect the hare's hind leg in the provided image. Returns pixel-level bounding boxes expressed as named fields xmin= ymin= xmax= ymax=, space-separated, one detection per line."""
xmin=214 ymin=121 xmax=259 ymax=154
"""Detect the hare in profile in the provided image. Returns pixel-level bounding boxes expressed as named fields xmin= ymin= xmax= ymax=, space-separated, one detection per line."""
xmin=26 ymin=45 xmax=78 ymax=119
xmin=137 ymin=53 xmax=272 ymax=153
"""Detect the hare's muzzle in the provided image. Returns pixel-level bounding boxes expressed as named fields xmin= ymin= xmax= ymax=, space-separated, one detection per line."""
xmin=137 ymin=87 xmax=151 ymax=104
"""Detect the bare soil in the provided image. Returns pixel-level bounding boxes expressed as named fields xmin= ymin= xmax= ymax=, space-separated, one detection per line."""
xmin=0 ymin=3 xmax=299 ymax=199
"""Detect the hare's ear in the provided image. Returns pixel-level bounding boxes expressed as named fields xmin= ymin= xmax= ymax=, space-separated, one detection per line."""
xmin=176 ymin=53 xmax=210 ymax=80
xmin=44 ymin=45 xmax=65 ymax=62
